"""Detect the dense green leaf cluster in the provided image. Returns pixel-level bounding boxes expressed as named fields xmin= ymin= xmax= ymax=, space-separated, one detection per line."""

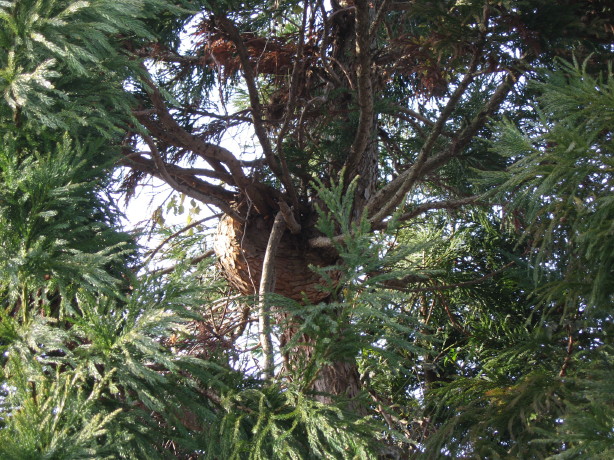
xmin=424 ymin=60 xmax=614 ymax=459
xmin=0 ymin=0 xmax=612 ymax=458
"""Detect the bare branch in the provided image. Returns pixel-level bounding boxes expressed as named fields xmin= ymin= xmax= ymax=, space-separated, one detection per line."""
xmin=386 ymin=104 xmax=453 ymax=138
xmin=317 ymin=0 xmax=343 ymax=86
xmin=125 ymin=152 xmax=234 ymax=183
xmin=258 ymin=211 xmax=286 ymax=380
xmin=559 ymin=324 xmax=574 ymax=377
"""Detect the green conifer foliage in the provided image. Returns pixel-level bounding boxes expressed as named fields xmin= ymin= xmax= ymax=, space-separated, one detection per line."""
xmin=0 ymin=0 xmax=613 ymax=458
xmin=425 ymin=60 xmax=614 ymax=459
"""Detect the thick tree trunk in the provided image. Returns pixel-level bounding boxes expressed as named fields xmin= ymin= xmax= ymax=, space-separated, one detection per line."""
xmin=214 ymin=210 xmax=364 ymax=409
xmin=211 ymin=1 xmax=378 ymax=411
xmin=214 ymin=211 xmax=336 ymax=304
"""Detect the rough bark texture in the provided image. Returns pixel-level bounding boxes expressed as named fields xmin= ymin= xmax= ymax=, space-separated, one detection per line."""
xmin=214 ymin=212 xmax=337 ymax=303
xmin=312 ymin=360 xmax=364 ymax=410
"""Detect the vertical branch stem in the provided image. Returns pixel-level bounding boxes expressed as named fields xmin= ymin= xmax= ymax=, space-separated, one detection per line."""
xmin=344 ymin=0 xmax=375 ymax=183
xmin=258 ymin=211 xmax=286 ymax=380
xmin=559 ymin=324 xmax=574 ymax=377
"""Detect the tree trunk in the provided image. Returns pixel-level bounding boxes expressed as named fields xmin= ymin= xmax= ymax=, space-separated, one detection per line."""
xmin=214 ymin=211 xmax=337 ymax=305
xmin=210 ymin=3 xmax=378 ymax=409
xmin=214 ymin=209 xmax=364 ymax=409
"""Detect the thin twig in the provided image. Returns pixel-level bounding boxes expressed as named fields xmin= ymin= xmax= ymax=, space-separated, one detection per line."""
xmin=144 ymin=214 xmax=221 ymax=263
xmin=151 ymin=250 xmax=215 ymax=276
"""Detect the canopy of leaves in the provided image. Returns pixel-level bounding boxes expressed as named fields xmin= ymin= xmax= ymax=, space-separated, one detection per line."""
xmin=0 ymin=0 xmax=612 ymax=458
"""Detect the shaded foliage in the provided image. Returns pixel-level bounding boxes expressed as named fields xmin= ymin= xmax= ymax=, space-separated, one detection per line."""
xmin=0 ymin=0 xmax=612 ymax=458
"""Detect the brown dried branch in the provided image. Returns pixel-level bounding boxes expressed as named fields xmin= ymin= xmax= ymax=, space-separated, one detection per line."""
xmin=435 ymin=291 xmax=468 ymax=333
xmin=125 ymin=152 xmax=234 ymax=183
xmin=139 ymin=78 xmax=248 ymax=184
xmin=133 ymin=70 xmax=280 ymax=214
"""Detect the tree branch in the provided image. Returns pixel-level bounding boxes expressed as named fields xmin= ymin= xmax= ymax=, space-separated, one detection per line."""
xmin=369 ymin=0 xmax=390 ymax=39
xmin=365 ymin=50 xmax=482 ymax=225
xmin=278 ymin=200 xmax=302 ymax=234
xmin=217 ymin=16 xmax=299 ymax=207
xmin=151 ymin=250 xmax=216 ymax=276
xmin=144 ymin=214 xmax=222 ymax=263
xmin=310 ymin=195 xmax=481 ymax=249
xmin=258 ymin=211 xmax=286 ymax=380
xmin=379 ymin=261 xmax=515 ymax=293
xmin=125 ymin=151 xmax=235 ymax=184
xmin=343 ymin=0 xmax=375 ymax=183
xmin=372 ymin=195 xmax=482 ymax=230
xmin=138 ymin=72 xmax=250 ymax=189
xmin=122 ymin=150 xmax=239 ymax=219
xmin=275 ymin=2 xmax=310 ymax=207
xmin=419 ymin=68 xmax=522 ymax=175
